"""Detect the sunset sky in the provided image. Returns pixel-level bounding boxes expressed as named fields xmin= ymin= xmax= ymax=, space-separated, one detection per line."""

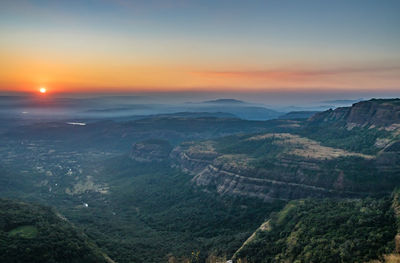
xmin=1 ymin=0 xmax=399 ymax=94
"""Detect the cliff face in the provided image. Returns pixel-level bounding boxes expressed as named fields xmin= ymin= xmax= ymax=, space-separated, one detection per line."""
xmin=171 ymin=135 xmax=383 ymax=201
xmin=309 ymin=99 xmax=400 ymax=129
xmin=170 ymin=99 xmax=400 ymax=201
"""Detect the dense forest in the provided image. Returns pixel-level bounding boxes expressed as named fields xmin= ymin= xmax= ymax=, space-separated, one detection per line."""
xmin=234 ymin=197 xmax=398 ymax=263
xmin=66 ymin=158 xmax=286 ymax=262
xmin=0 ymin=199 xmax=110 ymax=263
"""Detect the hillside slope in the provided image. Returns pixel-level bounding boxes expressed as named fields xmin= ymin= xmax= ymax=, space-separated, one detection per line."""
xmin=0 ymin=199 xmax=113 ymax=263
xmin=304 ymin=99 xmax=400 ymax=154
xmin=233 ymin=197 xmax=397 ymax=263
xmin=309 ymin=99 xmax=400 ymax=129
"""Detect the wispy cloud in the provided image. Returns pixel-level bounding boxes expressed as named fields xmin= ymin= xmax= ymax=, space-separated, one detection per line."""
xmin=195 ymin=65 xmax=400 ymax=80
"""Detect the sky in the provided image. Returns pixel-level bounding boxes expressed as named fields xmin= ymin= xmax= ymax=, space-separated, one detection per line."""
xmin=0 ymin=0 xmax=400 ymax=97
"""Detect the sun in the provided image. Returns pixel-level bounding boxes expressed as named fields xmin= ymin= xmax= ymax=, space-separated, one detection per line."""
xmin=39 ymin=87 xmax=47 ymax=94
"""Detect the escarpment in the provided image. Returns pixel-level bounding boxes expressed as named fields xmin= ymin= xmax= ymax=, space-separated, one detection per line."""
xmin=171 ymin=136 xmax=380 ymax=201
xmin=309 ymin=99 xmax=400 ymax=129
xmin=170 ymin=100 xmax=400 ymax=201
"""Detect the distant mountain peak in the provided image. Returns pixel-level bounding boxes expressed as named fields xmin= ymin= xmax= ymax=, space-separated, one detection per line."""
xmin=202 ymin=99 xmax=245 ymax=104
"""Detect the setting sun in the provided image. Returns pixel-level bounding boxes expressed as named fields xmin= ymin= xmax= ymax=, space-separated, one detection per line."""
xmin=39 ymin=87 xmax=47 ymax=94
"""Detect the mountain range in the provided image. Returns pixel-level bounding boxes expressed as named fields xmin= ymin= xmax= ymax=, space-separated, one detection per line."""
xmin=0 ymin=98 xmax=399 ymax=262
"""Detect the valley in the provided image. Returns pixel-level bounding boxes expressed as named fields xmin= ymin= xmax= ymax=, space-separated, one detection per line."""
xmin=0 ymin=99 xmax=400 ymax=262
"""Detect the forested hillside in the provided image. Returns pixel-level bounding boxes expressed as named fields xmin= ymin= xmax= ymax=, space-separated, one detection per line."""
xmin=233 ymin=196 xmax=398 ymax=263
xmin=0 ymin=199 xmax=112 ymax=263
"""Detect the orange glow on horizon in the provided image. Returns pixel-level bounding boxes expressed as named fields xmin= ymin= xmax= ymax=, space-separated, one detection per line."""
xmin=0 ymin=1 xmax=399 ymax=95
xmin=0 ymin=62 xmax=399 ymax=94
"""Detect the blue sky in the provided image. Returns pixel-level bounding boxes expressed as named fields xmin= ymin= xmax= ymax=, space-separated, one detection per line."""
xmin=0 ymin=0 xmax=399 ymax=95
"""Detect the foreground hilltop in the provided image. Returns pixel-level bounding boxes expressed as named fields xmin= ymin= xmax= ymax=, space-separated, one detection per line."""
xmin=0 ymin=199 xmax=113 ymax=263
xmin=233 ymin=190 xmax=400 ymax=262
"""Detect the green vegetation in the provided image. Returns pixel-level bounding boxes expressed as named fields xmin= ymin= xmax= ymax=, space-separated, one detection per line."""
xmin=301 ymin=99 xmax=400 ymax=154
xmin=393 ymin=188 xmax=400 ymax=231
xmin=235 ymin=198 xmax=396 ymax=263
xmin=0 ymin=100 xmax=399 ymax=262
xmin=206 ymin=132 xmax=400 ymax=193
xmin=0 ymin=199 xmax=110 ymax=263
xmin=370 ymin=98 xmax=400 ymax=105
xmin=214 ymin=134 xmax=282 ymax=157
xmin=61 ymin=157 xmax=286 ymax=262
xmin=301 ymin=124 xmax=391 ymax=154
xmin=8 ymin=225 xmax=38 ymax=239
